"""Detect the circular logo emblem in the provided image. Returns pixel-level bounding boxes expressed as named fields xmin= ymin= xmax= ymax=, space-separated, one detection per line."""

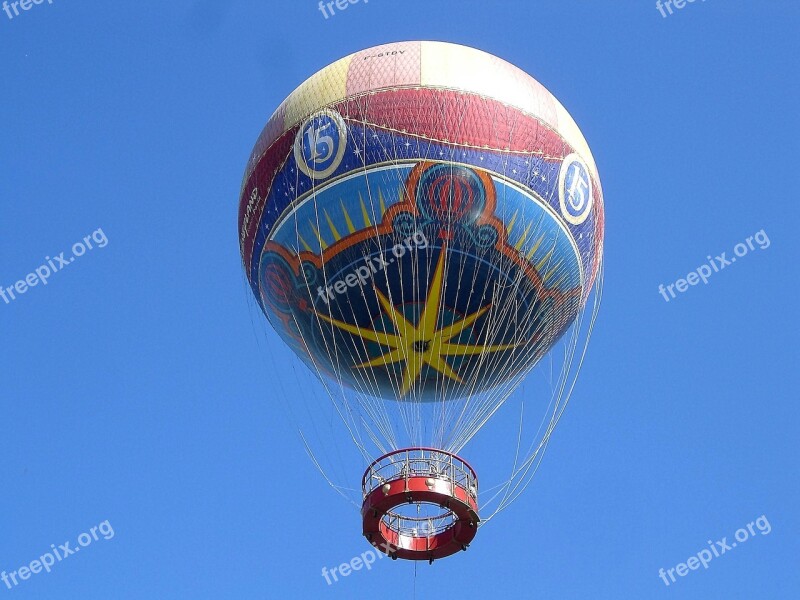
xmin=293 ymin=109 xmax=347 ymax=180
xmin=416 ymin=163 xmax=487 ymax=224
xmin=558 ymin=153 xmax=593 ymax=225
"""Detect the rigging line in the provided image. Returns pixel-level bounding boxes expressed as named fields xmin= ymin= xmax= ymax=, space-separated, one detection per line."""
xmin=478 ymin=353 xmax=568 ymax=515
xmin=482 ymin=378 xmax=569 ymax=517
xmin=441 ymin=97 xmax=481 ymax=445
xmin=450 ymin=235 xmax=576 ymax=450
xmin=429 ymin=90 xmax=456 ymax=447
xmin=466 ymin=255 xmax=535 ymax=396
xmin=285 ymin=216 xmax=390 ymax=460
xmin=248 ymin=300 xmax=354 ymax=489
xmin=368 ymin=88 xmax=417 ymax=439
xmin=384 ymin=90 xmax=424 ymax=446
xmin=443 ymin=255 xmax=519 ymax=447
xmin=384 ymin=88 xmax=426 ymax=439
xmin=445 ymin=256 xmax=541 ymax=450
xmin=452 ymin=108 xmax=528 ymax=431
xmin=438 ymin=94 xmax=497 ymax=440
xmin=437 ymin=243 xmax=477 ymax=443
xmin=291 ymin=309 xmax=374 ymax=461
xmin=324 ymin=75 xmax=391 ymax=447
xmin=483 ymin=269 xmax=603 ymax=519
xmin=506 ymin=350 xmax=566 ymax=461
xmin=489 ymin=368 xmax=575 ymax=518
xmin=299 ymin=431 xmax=361 ymax=510
xmin=502 ymin=316 xmax=582 ymax=465
xmin=455 ymin=295 xmax=563 ymax=447
xmin=350 ymin=106 xmax=411 ymax=443
xmin=419 ymin=91 xmax=455 ymax=449
xmin=357 ymin=83 xmax=415 ymax=437
xmin=432 ymin=96 xmax=474 ymax=441
xmin=291 ymin=172 xmax=375 ymax=454
xmin=282 ymin=178 xmax=380 ymax=474
xmin=325 ymin=98 xmax=406 ymax=451
xmin=332 ymin=244 xmax=402 ymax=448
xmin=324 ymin=237 xmax=396 ymax=428
xmin=447 ymin=342 xmax=530 ymax=450
xmin=325 ymin=311 xmax=396 ymax=449
xmin=454 ymin=258 xmax=584 ymax=454
xmin=477 ymin=394 xmax=527 ymax=509
xmin=392 ymin=96 xmax=427 ymax=426
xmin=490 ymin=385 xmax=575 ymax=510
xmin=326 ymin=266 xmax=399 ymax=447
xmin=417 ymin=91 xmax=461 ymax=446
xmin=442 ymin=296 xmax=520 ymax=450
xmin=306 ymin=309 xmax=382 ymax=458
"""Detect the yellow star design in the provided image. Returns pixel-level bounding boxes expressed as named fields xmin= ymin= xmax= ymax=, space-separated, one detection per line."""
xmin=316 ymin=246 xmax=522 ymax=396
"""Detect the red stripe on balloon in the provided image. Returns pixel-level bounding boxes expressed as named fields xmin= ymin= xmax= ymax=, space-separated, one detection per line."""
xmin=335 ymin=88 xmax=569 ymax=157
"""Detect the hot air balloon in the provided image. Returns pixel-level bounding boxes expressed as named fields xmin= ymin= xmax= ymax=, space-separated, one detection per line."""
xmin=238 ymin=41 xmax=604 ymax=562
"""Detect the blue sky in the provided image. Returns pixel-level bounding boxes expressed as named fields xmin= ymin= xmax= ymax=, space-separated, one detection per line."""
xmin=1 ymin=1 xmax=798 ymax=598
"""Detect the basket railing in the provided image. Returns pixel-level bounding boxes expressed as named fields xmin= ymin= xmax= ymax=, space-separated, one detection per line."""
xmin=362 ymin=447 xmax=478 ymax=501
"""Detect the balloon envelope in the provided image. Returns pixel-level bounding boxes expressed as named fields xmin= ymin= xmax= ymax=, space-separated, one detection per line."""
xmin=239 ymin=41 xmax=604 ymax=403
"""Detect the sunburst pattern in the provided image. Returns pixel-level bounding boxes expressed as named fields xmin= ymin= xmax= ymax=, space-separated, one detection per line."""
xmin=316 ymin=247 xmax=523 ymax=396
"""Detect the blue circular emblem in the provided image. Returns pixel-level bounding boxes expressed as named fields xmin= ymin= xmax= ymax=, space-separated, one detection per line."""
xmin=293 ymin=109 xmax=347 ymax=180
xmin=558 ymin=153 xmax=593 ymax=225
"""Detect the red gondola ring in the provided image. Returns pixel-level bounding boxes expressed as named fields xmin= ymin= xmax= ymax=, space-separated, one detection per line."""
xmin=361 ymin=447 xmax=480 ymax=562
